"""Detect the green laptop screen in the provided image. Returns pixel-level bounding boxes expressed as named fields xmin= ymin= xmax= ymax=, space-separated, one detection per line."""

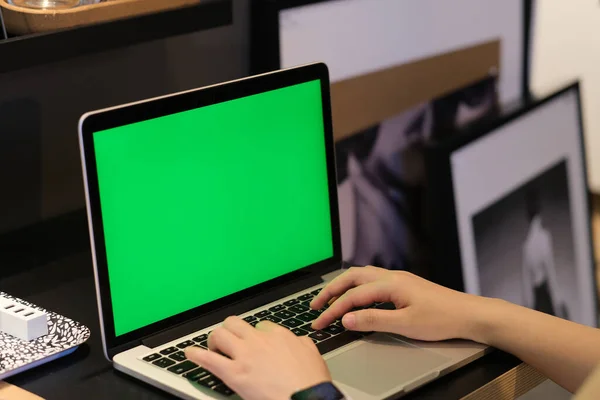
xmin=93 ymin=80 xmax=334 ymax=336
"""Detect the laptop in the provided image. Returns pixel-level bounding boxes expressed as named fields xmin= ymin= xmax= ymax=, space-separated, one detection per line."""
xmin=78 ymin=63 xmax=488 ymax=400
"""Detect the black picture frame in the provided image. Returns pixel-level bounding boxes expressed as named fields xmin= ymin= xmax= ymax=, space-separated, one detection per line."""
xmin=523 ymin=0 xmax=534 ymax=101
xmin=423 ymin=82 xmax=598 ymax=329
xmin=79 ymin=63 xmax=343 ymax=357
xmin=251 ymin=0 xmax=324 ymax=76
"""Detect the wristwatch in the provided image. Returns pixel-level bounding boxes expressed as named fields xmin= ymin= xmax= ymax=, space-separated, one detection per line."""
xmin=291 ymin=382 xmax=346 ymax=400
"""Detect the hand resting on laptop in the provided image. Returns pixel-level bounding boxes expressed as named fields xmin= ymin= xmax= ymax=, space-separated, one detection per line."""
xmin=187 ymin=266 xmax=600 ymax=398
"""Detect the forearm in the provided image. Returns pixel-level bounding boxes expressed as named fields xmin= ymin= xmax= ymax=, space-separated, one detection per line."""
xmin=470 ymin=298 xmax=600 ymax=393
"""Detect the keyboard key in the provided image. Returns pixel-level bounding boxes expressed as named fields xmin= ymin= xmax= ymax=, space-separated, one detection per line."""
xmin=169 ymin=351 xmax=186 ymax=362
xmin=311 ymin=338 xmax=318 ymax=344
xmin=261 ymin=315 xmax=282 ymax=323
xmin=243 ymin=316 xmax=257 ymax=323
xmin=333 ymin=321 xmax=346 ymax=329
xmin=296 ymin=312 xmax=317 ymax=323
xmin=281 ymin=318 xmax=304 ymax=328
xmin=153 ymin=358 xmax=176 ymax=368
xmin=288 ymin=304 xmax=309 ymax=314
xmin=142 ymin=353 xmax=161 ymax=362
xmin=198 ymin=375 xmax=222 ymax=389
xmin=376 ymin=302 xmax=396 ymax=310
xmin=269 ymin=304 xmax=285 ymax=312
xmin=177 ymin=340 xmax=195 ymax=349
xmin=311 ymin=288 xmax=322 ymax=295
xmin=213 ymin=384 xmax=235 ymax=396
xmin=160 ymin=347 xmax=178 ymax=355
xmin=300 ymin=323 xmax=315 ymax=333
xmin=199 ymin=341 xmax=208 ymax=348
xmin=323 ymin=325 xmax=344 ymax=335
xmin=301 ymin=301 xmax=313 ymax=308
xmin=316 ymin=331 xmax=363 ymax=355
xmin=273 ymin=310 xmax=295 ymax=319
xmin=167 ymin=360 xmax=198 ymax=375
xmin=192 ymin=334 xmax=208 ymax=343
xmin=297 ymin=293 xmax=314 ymax=301
xmin=283 ymin=299 xmax=299 ymax=307
xmin=250 ymin=321 xmax=259 ymax=327
xmin=309 ymin=331 xmax=331 ymax=341
xmin=255 ymin=310 xmax=271 ymax=318
xmin=291 ymin=328 xmax=309 ymax=336
xmin=309 ymin=309 xmax=326 ymax=318
xmin=183 ymin=367 xmax=210 ymax=381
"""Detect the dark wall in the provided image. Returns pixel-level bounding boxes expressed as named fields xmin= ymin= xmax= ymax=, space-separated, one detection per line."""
xmin=164 ymin=0 xmax=249 ymax=90
xmin=0 ymin=1 xmax=250 ymax=237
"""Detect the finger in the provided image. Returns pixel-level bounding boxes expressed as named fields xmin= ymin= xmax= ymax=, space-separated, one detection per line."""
xmin=312 ymin=281 xmax=394 ymax=330
xmin=311 ymin=266 xmax=384 ymax=310
xmin=342 ymin=308 xmax=408 ymax=333
xmin=207 ymin=326 xmax=243 ymax=358
xmin=185 ymin=346 xmax=235 ymax=380
xmin=222 ymin=316 xmax=255 ymax=339
xmin=255 ymin=320 xmax=288 ymax=334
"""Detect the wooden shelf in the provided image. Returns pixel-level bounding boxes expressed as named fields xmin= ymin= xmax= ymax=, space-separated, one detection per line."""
xmin=0 ymin=0 xmax=232 ymax=74
xmin=1 ymin=0 xmax=205 ymax=35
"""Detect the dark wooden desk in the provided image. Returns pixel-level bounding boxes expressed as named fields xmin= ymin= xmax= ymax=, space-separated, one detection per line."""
xmin=2 ymin=253 xmax=525 ymax=399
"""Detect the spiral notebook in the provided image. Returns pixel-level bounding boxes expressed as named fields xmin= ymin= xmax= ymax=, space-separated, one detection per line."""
xmin=0 ymin=292 xmax=91 ymax=380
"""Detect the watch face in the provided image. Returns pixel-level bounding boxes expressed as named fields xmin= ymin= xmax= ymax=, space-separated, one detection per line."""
xmin=291 ymin=382 xmax=345 ymax=400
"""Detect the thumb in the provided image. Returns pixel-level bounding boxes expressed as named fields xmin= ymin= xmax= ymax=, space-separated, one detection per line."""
xmin=342 ymin=308 xmax=406 ymax=333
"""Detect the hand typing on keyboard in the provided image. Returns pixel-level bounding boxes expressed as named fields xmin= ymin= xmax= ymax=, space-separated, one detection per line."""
xmin=182 ymin=266 xmax=600 ymax=398
xmin=310 ymin=266 xmax=485 ymax=342
xmin=184 ymin=266 xmax=488 ymax=398
xmin=185 ymin=317 xmax=331 ymax=400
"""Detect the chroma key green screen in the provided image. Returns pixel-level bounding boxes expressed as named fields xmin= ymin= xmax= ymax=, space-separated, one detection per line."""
xmin=92 ymin=80 xmax=334 ymax=335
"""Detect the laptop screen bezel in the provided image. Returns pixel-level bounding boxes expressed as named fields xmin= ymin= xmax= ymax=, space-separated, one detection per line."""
xmin=79 ymin=63 xmax=342 ymax=352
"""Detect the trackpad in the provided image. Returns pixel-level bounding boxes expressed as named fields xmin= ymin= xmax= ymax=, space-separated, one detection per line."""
xmin=326 ymin=333 xmax=450 ymax=396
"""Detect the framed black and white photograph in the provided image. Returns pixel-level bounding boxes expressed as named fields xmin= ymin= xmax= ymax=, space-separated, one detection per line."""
xmin=472 ymin=160 xmax=576 ymax=320
xmin=448 ymin=85 xmax=597 ymax=326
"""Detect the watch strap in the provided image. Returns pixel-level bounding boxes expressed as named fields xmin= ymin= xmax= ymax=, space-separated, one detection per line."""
xmin=291 ymin=382 xmax=345 ymax=400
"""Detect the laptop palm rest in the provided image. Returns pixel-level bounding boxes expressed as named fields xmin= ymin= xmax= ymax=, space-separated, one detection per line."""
xmin=326 ymin=333 xmax=450 ymax=396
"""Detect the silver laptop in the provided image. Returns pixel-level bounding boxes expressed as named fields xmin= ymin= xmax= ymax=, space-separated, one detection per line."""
xmin=78 ymin=63 xmax=488 ymax=400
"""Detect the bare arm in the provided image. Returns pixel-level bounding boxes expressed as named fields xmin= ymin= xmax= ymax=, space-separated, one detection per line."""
xmin=474 ymin=298 xmax=600 ymax=392
xmin=311 ymin=267 xmax=600 ymax=393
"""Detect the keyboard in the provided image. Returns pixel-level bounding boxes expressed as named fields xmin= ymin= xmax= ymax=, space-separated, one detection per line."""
xmin=140 ymin=287 xmax=395 ymax=397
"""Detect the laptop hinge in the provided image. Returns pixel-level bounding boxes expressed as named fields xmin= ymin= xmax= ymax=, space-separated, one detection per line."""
xmin=141 ymin=272 xmax=327 ymax=349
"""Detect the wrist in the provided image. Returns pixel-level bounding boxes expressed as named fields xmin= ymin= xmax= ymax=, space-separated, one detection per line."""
xmin=461 ymin=295 xmax=509 ymax=345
